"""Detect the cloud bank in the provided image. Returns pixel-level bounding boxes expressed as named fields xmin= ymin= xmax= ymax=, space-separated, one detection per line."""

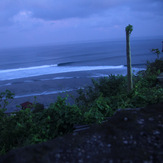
xmin=0 ymin=0 xmax=163 ymax=47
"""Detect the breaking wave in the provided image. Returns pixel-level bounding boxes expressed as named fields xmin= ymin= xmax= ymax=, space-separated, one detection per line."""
xmin=0 ymin=64 xmax=128 ymax=81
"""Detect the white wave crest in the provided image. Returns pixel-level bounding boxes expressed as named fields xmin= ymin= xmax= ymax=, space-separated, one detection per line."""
xmin=0 ymin=64 xmax=58 ymax=73
xmin=0 ymin=65 xmax=126 ymax=81
xmin=14 ymin=89 xmax=77 ymax=98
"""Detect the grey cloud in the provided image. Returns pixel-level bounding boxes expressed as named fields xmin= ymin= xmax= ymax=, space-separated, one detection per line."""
xmin=22 ymin=0 xmax=128 ymax=20
xmin=20 ymin=0 xmax=163 ymax=20
xmin=0 ymin=0 xmax=127 ymax=24
xmin=128 ymin=0 xmax=163 ymax=16
xmin=0 ymin=1 xmax=22 ymax=26
xmin=0 ymin=0 xmax=163 ymax=26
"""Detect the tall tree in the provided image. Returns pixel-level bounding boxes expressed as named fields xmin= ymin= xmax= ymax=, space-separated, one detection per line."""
xmin=125 ymin=24 xmax=133 ymax=92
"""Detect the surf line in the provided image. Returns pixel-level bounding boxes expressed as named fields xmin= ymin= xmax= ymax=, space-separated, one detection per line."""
xmin=0 ymin=64 xmax=58 ymax=73
xmin=0 ymin=65 xmax=126 ymax=81
xmin=14 ymin=88 xmax=79 ymax=99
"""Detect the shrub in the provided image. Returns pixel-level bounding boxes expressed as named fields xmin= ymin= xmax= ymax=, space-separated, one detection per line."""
xmin=147 ymin=59 xmax=163 ymax=74
xmin=76 ymin=75 xmax=127 ymax=108
xmin=32 ymin=103 xmax=45 ymax=113
xmin=0 ymin=108 xmax=35 ymax=154
xmin=76 ymin=59 xmax=163 ymax=111
xmin=151 ymin=48 xmax=161 ymax=59
xmin=0 ymin=97 xmax=83 ymax=154
xmin=0 ymin=90 xmax=14 ymax=110
xmin=82 ymin=95 xmax=114 ymax=124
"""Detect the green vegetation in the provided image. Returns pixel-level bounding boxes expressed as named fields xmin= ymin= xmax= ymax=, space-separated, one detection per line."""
xmin=0 ymin=90 xmax=14 ymax=110
xmin=0 ymin=59 xmax=163 ymax=155
xmin=151 ymin=48 xmax=161 ymax=59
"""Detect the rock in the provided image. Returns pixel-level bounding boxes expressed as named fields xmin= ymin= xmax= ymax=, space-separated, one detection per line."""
xmin=0 ymin=103 xmax=163 ymax=163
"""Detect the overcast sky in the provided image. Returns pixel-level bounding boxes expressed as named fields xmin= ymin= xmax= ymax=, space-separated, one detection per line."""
xmin=0 ymin=0 xmax=163 ymax=48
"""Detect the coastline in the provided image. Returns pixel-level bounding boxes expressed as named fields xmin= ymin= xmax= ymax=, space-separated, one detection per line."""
xmin=2 ymin=68 xmax=144 ymax=112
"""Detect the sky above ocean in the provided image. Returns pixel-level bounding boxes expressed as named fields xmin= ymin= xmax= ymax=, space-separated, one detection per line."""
xmin=0 ymin=0 xmax=163 ymax=48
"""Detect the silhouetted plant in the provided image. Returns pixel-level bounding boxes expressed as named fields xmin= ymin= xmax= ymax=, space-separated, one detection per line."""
xmin=151 ymin=48 xmax=161 ymax=59
xmin=0 ymin=90 xmax=14 ymax=110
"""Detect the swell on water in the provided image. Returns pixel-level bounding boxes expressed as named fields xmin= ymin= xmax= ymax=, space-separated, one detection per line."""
xmin=0 ymin=64 xmax=58 ymax=73
xmin=58 ymin=62 xmax=76 ymax=66
xmin=14 ymin=88 xmax=78 ymax=98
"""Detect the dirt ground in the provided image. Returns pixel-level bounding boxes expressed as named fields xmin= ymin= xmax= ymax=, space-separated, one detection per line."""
xmin=1 ymin=103 xmax=163 ymax=163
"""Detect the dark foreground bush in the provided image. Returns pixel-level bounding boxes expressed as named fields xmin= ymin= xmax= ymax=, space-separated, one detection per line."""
xmin=0 ymin=97 xmax=83 ymax=155
xmin=147 ymin=59 xmax=163 ymax=73
xmin=76 ymin=75 xmax=128 ymax=110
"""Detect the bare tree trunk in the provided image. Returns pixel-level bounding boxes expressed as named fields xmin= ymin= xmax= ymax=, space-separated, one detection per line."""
xmin=126 ymin=31 xmax=133 ymax=92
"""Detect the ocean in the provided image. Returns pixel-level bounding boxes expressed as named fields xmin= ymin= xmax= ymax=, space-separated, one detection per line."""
xmin=0 ymin=38 xmax=162 ymax=111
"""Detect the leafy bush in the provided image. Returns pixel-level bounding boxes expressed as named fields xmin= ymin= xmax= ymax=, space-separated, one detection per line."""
xmin=146 ymin=59 xmax=163 ymax=74
xmin=76 ymin=75 xmax=127 ymax=109
xmin=76 ymin=59 xmax=163 ymax=110
xmin=0 ymin=109 xmax=35 ymax=154
xmin=0 ymin=97 xmax=83 ymax=154
xmin=151 ymin=48 xmax=161 ymax=59
xmin=0 ymin=90 xmax=14 ymax=110
xmin=83 ymin=95 xmax=114 ymax=124
xmin=36 ymin=96 xmax=82 ymax=139
xmin=32 ymin=103 xmax=45 ymax=113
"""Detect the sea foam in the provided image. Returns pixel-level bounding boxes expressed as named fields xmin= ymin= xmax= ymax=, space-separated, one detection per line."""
xmin=14 ymin=88 xmax=77 ymax=98
xmin=0 ymin=64 xmax=125 ymax=81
